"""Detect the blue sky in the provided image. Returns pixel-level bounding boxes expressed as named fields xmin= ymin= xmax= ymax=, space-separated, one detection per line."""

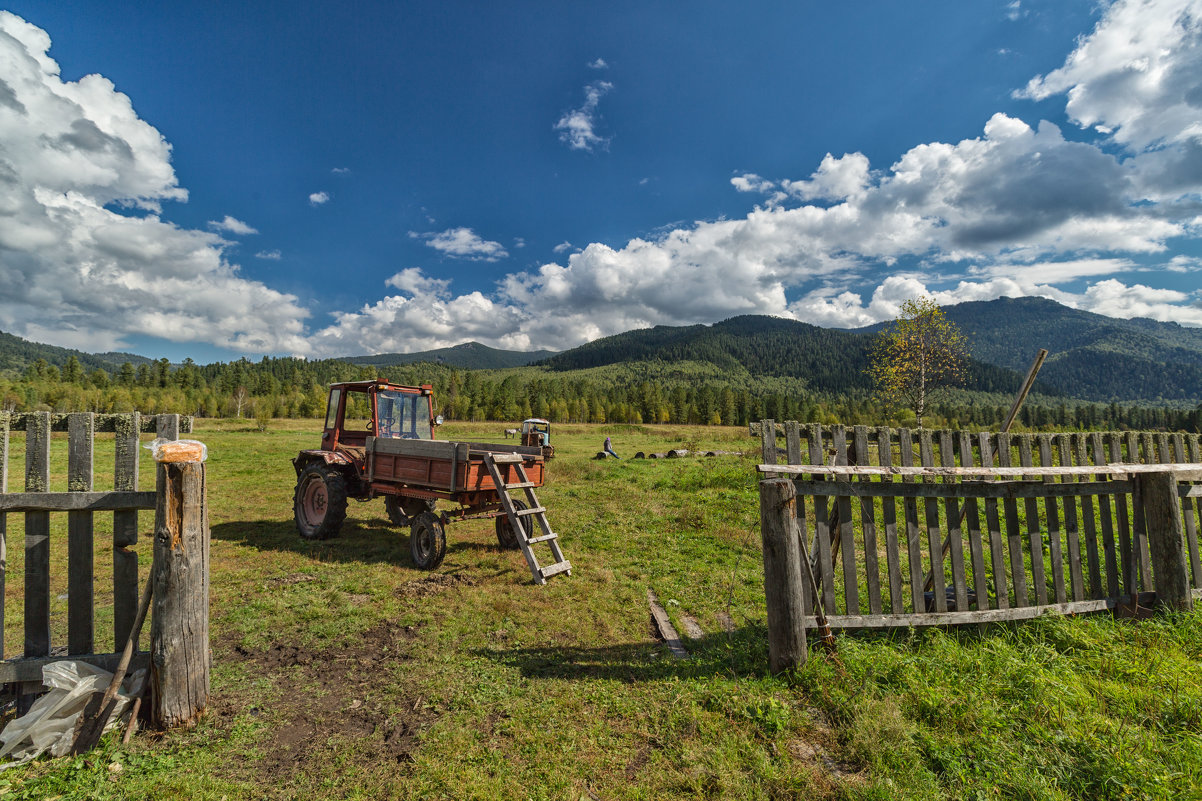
xmin=0 ymin=1 xmax=1200 ymax=362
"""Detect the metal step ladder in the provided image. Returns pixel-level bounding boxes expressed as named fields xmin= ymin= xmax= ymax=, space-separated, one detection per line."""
xmin=484 ymin=453 xmax=571 ymax=585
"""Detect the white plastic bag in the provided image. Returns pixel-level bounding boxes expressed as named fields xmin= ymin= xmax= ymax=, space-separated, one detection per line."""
xmin=0 ymin=661 xmax=145 ymax=769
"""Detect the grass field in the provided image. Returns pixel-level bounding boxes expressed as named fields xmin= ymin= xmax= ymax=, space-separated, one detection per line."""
xmin=2 ymin=419 xmax=1202 ymax=799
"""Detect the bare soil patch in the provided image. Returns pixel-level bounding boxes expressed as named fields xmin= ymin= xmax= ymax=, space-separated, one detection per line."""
xmin=214 ymin=620 xmax=433 ymax=791
xmin=396 ymin=572 xmax=478 ymax=598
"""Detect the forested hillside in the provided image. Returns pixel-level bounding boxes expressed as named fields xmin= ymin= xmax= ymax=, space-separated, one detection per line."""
xmin=343 ymin=341 xmax=556 ymax=370
xmin=540 ymin=314 xmax=1051 ymax=396
xmin=917 ymin=297 xmax=1202 ymax=401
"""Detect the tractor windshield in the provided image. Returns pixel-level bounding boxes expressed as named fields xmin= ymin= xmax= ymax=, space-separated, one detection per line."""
xmin=376 ymin=390 xmax=431 ymax=439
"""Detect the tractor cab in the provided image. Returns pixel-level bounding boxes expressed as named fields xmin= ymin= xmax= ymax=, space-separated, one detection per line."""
xmin=521 ymin=418 xmax=554 ymax=459
xmin=320 ymin=379 xmax=442 ymax=454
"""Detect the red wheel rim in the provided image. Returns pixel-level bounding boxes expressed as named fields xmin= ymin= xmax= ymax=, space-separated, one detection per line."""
xmin=301 ymin=477 xmax=327 ymax=526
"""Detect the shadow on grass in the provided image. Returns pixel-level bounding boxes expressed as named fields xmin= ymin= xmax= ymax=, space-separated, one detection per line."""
xmin=212 ymin=517 xmax=509 ymax=569
xmin=212 ymin=517 xmax=412 ymax=567
xmin=475 ymin=624 xmax=771 ymax=682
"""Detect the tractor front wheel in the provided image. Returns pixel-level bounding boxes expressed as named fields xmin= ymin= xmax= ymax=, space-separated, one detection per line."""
xmin=409 ymin=511 xmax=446 ymax=570
xmin=494 ymin=499 xmax=531 ymax=550
xmin=294 ymin=463 xmax=348 ymax=540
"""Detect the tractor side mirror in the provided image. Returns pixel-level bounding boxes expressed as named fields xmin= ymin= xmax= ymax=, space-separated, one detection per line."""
xmin=434 ymin=415 xmax=444 ymax=426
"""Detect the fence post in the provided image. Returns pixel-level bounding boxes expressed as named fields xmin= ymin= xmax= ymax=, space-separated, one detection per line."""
xmin=760 ymin=477 xmax=807 ymax=673
xmin=150 ymin=460 xmax=210 ymax=727
xmin=1136 ymin=470 xmax=1192 ymax=612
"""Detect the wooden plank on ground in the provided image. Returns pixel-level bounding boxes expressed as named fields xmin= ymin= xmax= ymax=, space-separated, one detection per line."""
xmin=647 ymin=589 xmax=689 ymax=658
xmin=67 ymin=412 xmax=95 ymax=656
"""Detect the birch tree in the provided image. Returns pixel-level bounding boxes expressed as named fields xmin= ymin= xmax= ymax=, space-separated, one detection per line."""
xmin=868 ymin=297 xmax=967 ymax=427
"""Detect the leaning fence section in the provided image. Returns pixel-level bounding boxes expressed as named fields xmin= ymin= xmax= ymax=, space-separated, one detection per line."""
xmin=0 ymin=411 xmax=192 ymax=686
xmin=755 ymin=421 xmax=1202 ymax=634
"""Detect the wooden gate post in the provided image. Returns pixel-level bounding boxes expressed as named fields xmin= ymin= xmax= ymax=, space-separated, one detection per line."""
xmin=1136 ymin=470 xmax=1192 ymax=612
xmin=760 ymin=477 xmax=808 ymax=673
xmin=150 ymin=460 xmax=210 ymax=727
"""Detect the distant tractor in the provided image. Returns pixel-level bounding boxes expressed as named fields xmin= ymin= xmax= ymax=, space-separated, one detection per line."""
xmin=521 ymin=418 xmax=555 ymax=459
xmin=292 ymin=380 xmax=570 ymax=584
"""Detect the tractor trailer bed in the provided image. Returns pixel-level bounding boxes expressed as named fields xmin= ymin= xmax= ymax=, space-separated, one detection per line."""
xmin=365 ymin=437 xmax=545 ymax=501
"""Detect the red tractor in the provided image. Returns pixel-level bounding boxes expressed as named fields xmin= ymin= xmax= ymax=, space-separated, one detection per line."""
xmin=292 ymin=380 xmax=570 ymax=583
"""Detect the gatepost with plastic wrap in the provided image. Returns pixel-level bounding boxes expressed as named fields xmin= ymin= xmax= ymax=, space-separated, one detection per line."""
xmin=0 ymin=423 xmax=210 ymax=767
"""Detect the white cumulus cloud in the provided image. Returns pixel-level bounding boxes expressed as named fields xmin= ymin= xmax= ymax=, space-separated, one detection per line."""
xmin=555 ymin=81 xmax=613 ymax=152
xmin=0 ymin=12 xmax=311 ymax=355
xmin=308 ymin=191 xmax=330 ymax=205
xmin=207 ymin=215 xmax=257 ymax=235
xmin=411 ymin=227 xmax=509 ymax=261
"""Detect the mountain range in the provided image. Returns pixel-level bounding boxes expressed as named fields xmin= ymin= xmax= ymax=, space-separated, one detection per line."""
xmin=0 ymin=296 xmax=1198 ymax=404
xmin=342 ymin=341 xmax=555 ymax=370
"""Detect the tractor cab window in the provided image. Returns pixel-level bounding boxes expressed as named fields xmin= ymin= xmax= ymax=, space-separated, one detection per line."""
xmin=377 ymin=390 xmax=431 ymax=440
xmin=343 ymin=390 xmax=373 ymax=432
xmin=324 ymin=388 xmax=342 ymax=431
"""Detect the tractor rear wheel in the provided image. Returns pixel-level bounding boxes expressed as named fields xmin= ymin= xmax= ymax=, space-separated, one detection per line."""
xmin=385 ymin=496 xmax=436 ymax=527
xmin=294 ymin=463 xmax=348 ymax=540
xmin=409 ymin=511 xmax=446 ymax=570
xmin=494 ymin=499 xmax=531 ymax=550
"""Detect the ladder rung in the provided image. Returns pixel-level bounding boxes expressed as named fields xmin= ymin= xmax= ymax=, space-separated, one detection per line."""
xmin=506 ymin=481 xmax=537 ymax=489
xmin=489 ymin=454 xmax=523 ymax=464
xmin=540 ymin=561 xmax=572 ymax=579
xmin=514 ymin=506 xmax=545 ymax=517
xmin=526 ymin=533 xmax=557 ymax=544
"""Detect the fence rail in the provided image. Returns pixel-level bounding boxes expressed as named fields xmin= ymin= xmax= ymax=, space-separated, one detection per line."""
xmin=755 ymin=421 xmax=1202 ymax=672
xmin=0 ymin=411 xmax=191 ymax=685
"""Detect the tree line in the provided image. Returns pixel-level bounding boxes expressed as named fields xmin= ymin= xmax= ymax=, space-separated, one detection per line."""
xmin=1 ymin=354 xmax=1198 ymax=433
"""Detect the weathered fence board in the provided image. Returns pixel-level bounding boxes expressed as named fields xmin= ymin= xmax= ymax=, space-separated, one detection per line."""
xmin=67 ymin=412 xmax=94 ymax=656
xmin=113 ymin=412 xmax=141 ymax=648
xmin=25 ymin=412 xmax=51 ymax=660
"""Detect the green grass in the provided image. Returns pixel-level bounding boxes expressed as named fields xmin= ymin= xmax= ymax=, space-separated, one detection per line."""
xmin=2 ymin=419 xmax=1202 ymax=799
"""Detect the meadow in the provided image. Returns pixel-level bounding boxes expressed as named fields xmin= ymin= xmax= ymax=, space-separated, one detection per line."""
xmin=2 ymin=418 xmax=1201 ymax=799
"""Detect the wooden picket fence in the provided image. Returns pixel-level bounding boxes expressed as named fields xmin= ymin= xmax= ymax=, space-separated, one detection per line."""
xmin=0 ymin=411 xmax=192 ymax=690
xmin=755 ymin=421 xmax=1202 ymax=669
